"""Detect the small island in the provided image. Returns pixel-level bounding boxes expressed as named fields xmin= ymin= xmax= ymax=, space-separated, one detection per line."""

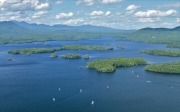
xmin=62 ymin=44 xmax=113 ymax=50
xmin=140 ymin=49 xmax=180 ymax=57
xmin=117 ymin=46 xmax=125 ymax=49
xmin=61 ymin=54 xmax=81 ymax=59
xmin=8 ymin=58 xmax=13 ymax=61
xmin=145 ymin=61 xmax=180 ymax=74
xmin=166 ymin=44 xmax=180 ymax=48
xmin=44 ymin=43 xmax=51 ymax=46
xmin=8 ymin=47 xmax=61 ymax=54
xmin=84 ymin=54 xmax=89 ymax=59
xmin=87 ymin=57 xmax=148 ymax=72
xmin=50 ymin=53 xmax=58 ymax=58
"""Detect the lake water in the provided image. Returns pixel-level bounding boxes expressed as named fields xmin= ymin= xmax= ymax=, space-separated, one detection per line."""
xmin=1 ymin=37 xmax=180 ymax=112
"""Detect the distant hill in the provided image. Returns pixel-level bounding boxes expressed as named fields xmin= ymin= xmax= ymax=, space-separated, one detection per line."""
xmin=11 ymin=21 xmax=135 ymax=33
xmin=0 ymin=21 xmax=30 ymax=32
xmin=139 ymin=26 xmax=180 ymax=31
xmin=125 ymin=26 xmax=180 ymax=44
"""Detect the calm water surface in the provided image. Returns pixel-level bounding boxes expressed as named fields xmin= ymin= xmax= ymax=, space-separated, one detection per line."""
xmin=0 ymin=37 xmax=180 ymax=112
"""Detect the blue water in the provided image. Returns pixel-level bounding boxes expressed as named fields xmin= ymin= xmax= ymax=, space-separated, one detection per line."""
xmin=1 ymin=37 xmax=180 ymax=112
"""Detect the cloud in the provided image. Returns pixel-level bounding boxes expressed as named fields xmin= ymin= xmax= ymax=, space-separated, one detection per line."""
xmin=89 ymin=11 xmax=104 ymax=16
xmin=99 ymin=0 xmax=123 ymax=4
xmin=162 ymin=22 xmax=174 ymax=26
xmin=105 ymin=11 xmax=111 ymax=16
xmin=64 ymin=18 xmax=84 ymax=25
xmin=55 ymin=0 xmax=63 ymax=4
xmin=35 ymin=2 xmax=49 ymax=10
xmin=1 ymin=11 xmax=31 ymax=21
xmin=161 ymin=2 xmax=180 ymax=8
xmin=55 ymin=12 xmax=73 ymax=19
xmin=32 ymin=11 xmax=48 ymax=19
xmin=137 ymin=18 xmax=160 ymax=22
xmin=89 ymin=11 xmax=111 ymax=17
xmin=134 ymin=9 xmax=177 ymax=17
xmin=0 ymin=0 xmax=50 ymax=11
xmin=76 ymin=0 xmax=94 ymax=6
xmin=126 ymin=5 xmax=141 ymax=10
xmin=177 ymin=18 xmax=180 ymax=22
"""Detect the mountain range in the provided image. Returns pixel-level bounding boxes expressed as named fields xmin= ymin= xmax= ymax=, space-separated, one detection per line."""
xmin=7 ymin=21 xmax=135 ymax=33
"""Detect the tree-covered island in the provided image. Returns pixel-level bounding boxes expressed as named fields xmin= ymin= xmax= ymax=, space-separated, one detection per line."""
xmin=166 ymin=44 xmax=180 ymax=48
xmin=140 ymin=49 xmax=180 ymax=57
xmin=84 ymin=54 xmax=89 ymax=59
xmin=8 ymin=44 xmax=114 ymax=55
xmin=87 ymin=57 xmax=148 ymax=72
xmin=117 ymin=46 xmax=125 ymax=49
xmin=145 ymin=61 xmax=180 ymax=74
xmin=8 ymin=47 xmax=61 ymax=54
xmin=50 ymin=53 xmax=58 ymax=58
xmin=61 ymin=54 xmax=81 ymax=59
xmin=61 ymin=44 xmax=113 ymax=50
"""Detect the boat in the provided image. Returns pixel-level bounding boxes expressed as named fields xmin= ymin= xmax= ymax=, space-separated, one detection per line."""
xmin=58 ymin=88 xmax=61 ymax=90
xmin=53 ymin=97 xmax=55 ymax=101
xmin=80 ymin=89 xmax=82 ymax=92
xmin=91 ymin=101 xmax=94 ymax=105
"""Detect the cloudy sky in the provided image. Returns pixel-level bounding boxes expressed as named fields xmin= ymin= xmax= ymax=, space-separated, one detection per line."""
xmin=0 ymin=0 xmax=180 ymax=29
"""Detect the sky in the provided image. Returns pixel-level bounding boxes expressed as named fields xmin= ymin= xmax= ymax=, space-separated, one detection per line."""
xmin=0 ymin=0 xmax=180 ymax=29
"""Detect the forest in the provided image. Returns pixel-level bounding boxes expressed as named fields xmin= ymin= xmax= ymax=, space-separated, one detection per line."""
xmin=61 ymin=54 xmax=81 ymax=59
xmin=122 ymin=27 xmax=180 ymax=45
xmin=87 ymin=57 xmax=148 ymax=72
xmin=145 ymin=61 xmax=180 ymax=74
xmin=140 ymin=49 xmax=180 ymax=57
xmin=8 ymin=44 xmax=114 ymax=55
xmin=166 ymin=44 xmax=180 ymax=48
xmin=62 ymin=44 xmax=113 ymax=50
xmin=8 ymin=47 xmax=61 ymax=54
xmin=117 ymin=46 xmax=125 ymax=49
xmin=0 ymin=31 xmax=127 ymax=45
xmin=50 ymin=53 xmax=58 ymax=58
xmin=84 ymin=54 xmax=89 ymax=59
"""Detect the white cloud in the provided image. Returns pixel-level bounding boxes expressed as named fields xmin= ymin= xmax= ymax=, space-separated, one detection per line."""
xmin=76 ymin=0 xmax=94 ymax=6
xmin=177 ymin=18 xmax=180 ymax=22
xmin=105 ymin=11 xmax=111 ymax=16
xmin=55 ymin=0 xmax=63 ymax=4
xmin=55 ymin=12 xmax=73 ymax=19
xmin=134 ymin=9 xmax=177 ymax=17
xmin=3 ymin=0 xmax=22 ymax=4
xmin=99 ymin=0 xmax=123 ymax=4
xmin=64 ymin=18 xmax=84 ymax=25
xmin=0 ymin=0 xmax=50 ymax=11
xmin=162 ymin=22 xmax=174 ymax=26
xmin=32 ymin=11 xmax=48 ymax=19
xmin=137 ymin=18 xmax=160 ymax=22
xmin=161 ymin=2 xmax=180 ymax=8
xmin=126 ymin=4 xmax=141 ymax=10
xmin=89 ymin=11 xmax=104 ymax=16
xmin=35 ymin=2 xmax=49 ymax=10
xmin=1 ymin=11 xmax=31 ymax=21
